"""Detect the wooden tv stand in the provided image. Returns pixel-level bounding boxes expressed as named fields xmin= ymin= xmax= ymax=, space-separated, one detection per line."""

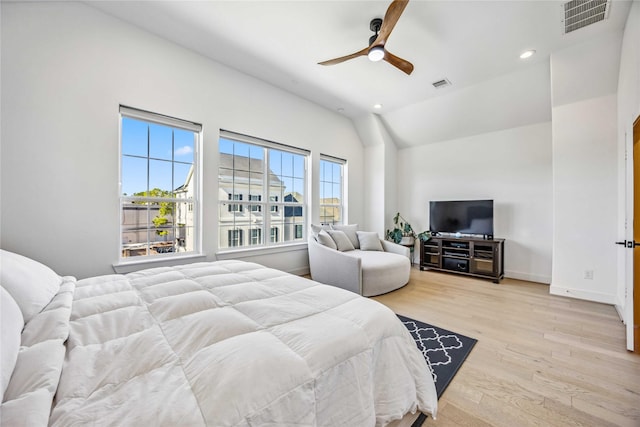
xmin=419 ymin=236 xmax=504 ymax=283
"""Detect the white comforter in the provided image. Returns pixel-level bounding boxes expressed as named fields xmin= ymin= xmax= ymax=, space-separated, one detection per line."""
xmin=50 ymin=260 xmax=437 ymax=426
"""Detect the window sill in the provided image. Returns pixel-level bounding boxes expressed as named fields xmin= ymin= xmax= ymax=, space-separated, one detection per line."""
xmin=216 ymin=242 xmax=308 ymax=260
xmin=112 ymin=253 xmax=207 ymax=274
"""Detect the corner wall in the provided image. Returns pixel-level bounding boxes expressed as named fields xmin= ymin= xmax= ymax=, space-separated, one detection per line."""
xmin=550 ymin=33 xmax=623 ymax=304
xmin=355 ymin=114 xmax=399 ymax=238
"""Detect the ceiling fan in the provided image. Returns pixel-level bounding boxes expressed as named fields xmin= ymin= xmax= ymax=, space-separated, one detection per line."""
xmin=318 ymin=0 xmax=414 ymax=75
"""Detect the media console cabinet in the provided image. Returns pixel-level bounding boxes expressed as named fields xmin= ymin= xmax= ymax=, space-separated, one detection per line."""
xmin=419 ymin=236 xmax=504 ymax=283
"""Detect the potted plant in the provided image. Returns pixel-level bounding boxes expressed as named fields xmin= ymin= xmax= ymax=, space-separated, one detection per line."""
xmin=385 ymin=212 xmax=431 ymax=245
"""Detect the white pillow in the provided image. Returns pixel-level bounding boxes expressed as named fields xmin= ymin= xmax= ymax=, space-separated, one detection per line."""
xmin=357 ymin=231 xmax=383 ymax=251
xmin=0 ymin=250 xmax=62 ymax=323
xmin=1 ymin=287 xmax=23 ymax=399
xmin=316 ymin=230 xmax=337 ymax=250
xmin=310 ymin=224 xmax=331 ymax=238
xmin=331 ymin=224 xmax=360 ymax=249
xmin=327 ymin=230 xmax=355 ymax=252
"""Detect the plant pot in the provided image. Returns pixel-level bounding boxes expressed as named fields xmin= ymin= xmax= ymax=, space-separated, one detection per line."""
xmin=400 ymin=236 xmax=415 ymax=246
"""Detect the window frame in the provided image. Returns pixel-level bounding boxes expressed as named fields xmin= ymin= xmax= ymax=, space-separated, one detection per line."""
xmin=118 ymin=106 xmax=202 ymax=263
xmin=319 ymin=154 xmax=346 ymax=226
xmin=218 ymin=130 xmax=309 ymax=252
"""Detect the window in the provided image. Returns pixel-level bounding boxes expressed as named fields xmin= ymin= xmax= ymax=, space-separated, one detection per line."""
xmin=120 ymin=106 xmax=200 ymax=260
xmin=228 ymin=229 xmax=243 ymax=247
xmin=250 ymin=228 xmax=262 ymax=245
xmin=319 ymin=156 xmax=345 ymax=225
xmin=218 ymin=130 xmax=308 ymax=251
xmin=249 ymin=194 xmax=262 ymax=212
xmin=228 ymin=193 xmax=243 ymax=212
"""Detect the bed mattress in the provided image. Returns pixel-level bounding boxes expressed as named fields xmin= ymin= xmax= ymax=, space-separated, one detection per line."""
xmin=49 ymin=260 xmax=437 ymax=426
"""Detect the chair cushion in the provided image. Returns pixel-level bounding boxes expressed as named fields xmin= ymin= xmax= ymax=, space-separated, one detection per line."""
xmin=356 ymin=231 xmax=383 ymax=251
xmin=316 ymin=230 xmax=337 ymax=250
xmin=327 ymin=230 xmax=355 ymax=252
xmin=310 ymin=224 xmax=331 ymax=238
xmin=344 ymin=251 xmax=410 ymax=297
xmin=331 ymin=224 xmax=360 ymax=249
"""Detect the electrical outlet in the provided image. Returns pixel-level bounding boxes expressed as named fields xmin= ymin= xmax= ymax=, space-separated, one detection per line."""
xmin=584 ymin=270 xmax=594 ymax=280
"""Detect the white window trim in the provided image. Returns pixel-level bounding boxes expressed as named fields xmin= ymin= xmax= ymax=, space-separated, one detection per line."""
xmin=117 ymin=106 xmax=203 ymax=266
xmin=319 ymin=154 xmax=346 ymax=226
xmin=218 ymin=130 xmax=309 ymax=253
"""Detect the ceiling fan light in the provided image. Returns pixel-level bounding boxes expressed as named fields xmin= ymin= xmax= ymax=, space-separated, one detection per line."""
xmin=368 ymin=46 xmax=385 ymax=62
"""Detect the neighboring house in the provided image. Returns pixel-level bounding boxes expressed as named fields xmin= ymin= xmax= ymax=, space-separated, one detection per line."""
xmin=218 ymin=153 xmax=304 ymax=249
xmin=319 ymin=197 xmax=341 ymax=225
xmin=122 ymin=165 xmax=195 ymax=257
xmin=174 ymin=165 xmax=195 ymax=253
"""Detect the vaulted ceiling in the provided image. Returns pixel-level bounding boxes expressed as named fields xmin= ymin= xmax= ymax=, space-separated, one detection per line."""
xmin=89 ymin=0 xmax=632 ymax=147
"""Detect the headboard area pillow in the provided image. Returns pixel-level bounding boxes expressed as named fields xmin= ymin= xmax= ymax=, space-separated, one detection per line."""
xmin=0 ymin=249 xmax=62 ymax=323
xmin=1 ymin=287 xmax=23 ymax=399
xmin=0 ymin=249 xmax=75 ymax=425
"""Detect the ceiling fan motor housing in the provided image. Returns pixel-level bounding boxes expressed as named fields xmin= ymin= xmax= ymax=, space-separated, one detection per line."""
xmin=369 ymin=18 xmax=383 ymax=46
xmin=370 ymin=17 xmax=383 ymax=32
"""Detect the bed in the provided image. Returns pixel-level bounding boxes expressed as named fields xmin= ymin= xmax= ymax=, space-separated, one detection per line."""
xmin=0 ymin=249 xmax=437 ymax=426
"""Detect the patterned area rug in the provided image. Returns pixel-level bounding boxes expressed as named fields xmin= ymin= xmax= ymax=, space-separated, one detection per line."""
xmin=398 ymin=314 xmax=477 ymax=397
xmin=398 ymin=315 xmax=477 ymax=427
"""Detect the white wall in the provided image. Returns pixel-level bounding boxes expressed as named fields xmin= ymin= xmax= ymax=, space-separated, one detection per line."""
xmin=0 ymin=2 xmax=364 ymax=278
xmin=363 ymin=144 xmax=386 ymax=234
xmin=617 ymin=1 xmax=640 ymax=349
xmin=355 ymin=114 xmax=399 ymax=238
xmin=551 ymin=95 xmax=619 ymax=302
xmin=397 ymin=122 xmax=553 ymax=283
xmin=550 ymin=34 xmax=622 ymax=304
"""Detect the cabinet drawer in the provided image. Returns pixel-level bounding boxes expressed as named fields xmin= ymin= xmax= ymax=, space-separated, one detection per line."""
xmin=471 ymin=259 xmax=494 ymax=273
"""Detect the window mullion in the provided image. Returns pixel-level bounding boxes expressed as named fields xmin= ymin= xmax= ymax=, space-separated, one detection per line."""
xmin=264 ymin=147 xmax=271 ymax=246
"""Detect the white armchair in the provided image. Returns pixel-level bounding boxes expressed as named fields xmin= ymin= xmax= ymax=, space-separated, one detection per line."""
xmin=308 ymin=235 xmax=411 ymax=297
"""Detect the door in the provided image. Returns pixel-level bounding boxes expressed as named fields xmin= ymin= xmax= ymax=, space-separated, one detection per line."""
xmin=634 ymin=116 xmax=640 ymax=353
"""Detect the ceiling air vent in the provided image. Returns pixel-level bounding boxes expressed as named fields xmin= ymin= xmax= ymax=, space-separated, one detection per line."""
xmin=563 ymin=0 xmax=610 ymax=34
xmin=432 ymin=78 xmax=451 ymax=89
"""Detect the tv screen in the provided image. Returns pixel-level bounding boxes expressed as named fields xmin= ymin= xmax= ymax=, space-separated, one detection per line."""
xmin=429 ymin=200 xmax=494 ymax=236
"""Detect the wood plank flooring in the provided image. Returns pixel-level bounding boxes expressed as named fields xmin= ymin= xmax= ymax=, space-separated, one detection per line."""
xmin=373 ymin=267 xmax=640 ymax=427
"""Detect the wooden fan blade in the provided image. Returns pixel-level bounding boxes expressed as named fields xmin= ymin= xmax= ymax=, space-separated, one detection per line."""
xmin=373 ymin=0 xmax=409 ymax=46
xmin=384 ymin=50 xmax=414 ymax=75
xmin=318 ymin=47 xmax=369 ymax=66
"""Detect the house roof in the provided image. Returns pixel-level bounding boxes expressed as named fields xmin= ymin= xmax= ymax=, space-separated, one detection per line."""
xmin=218 ymin=152 xmax=283 ymax=186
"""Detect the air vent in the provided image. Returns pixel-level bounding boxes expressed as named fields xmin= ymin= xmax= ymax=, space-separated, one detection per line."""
xmin=432 ymin=78 xmax=451 ymax=89
xmin=563 ymin=0 xmax=610 ymax=34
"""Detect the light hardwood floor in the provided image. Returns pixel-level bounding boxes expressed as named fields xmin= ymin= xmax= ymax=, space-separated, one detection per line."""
xmin=373 ymin=267 xmax=640 ymax=427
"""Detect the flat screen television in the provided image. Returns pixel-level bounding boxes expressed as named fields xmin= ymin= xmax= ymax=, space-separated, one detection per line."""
xmin=429 ymin=199 xmax=494 ymax=236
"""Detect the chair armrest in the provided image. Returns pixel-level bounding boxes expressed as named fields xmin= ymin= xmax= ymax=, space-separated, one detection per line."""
xmin=308 ymin=238 xmax=362 ymax=294
xmin=381 ymin=239 xmax=410 ymax=258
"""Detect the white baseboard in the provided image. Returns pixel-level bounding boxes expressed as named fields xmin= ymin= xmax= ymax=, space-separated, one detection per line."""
xmin=504 ymin=270 xmax=551 ymax=284
xmin=549 ymin=285 xmax=617 ymax=305
xmin=615 ymin=303 xmax=625 ymax=323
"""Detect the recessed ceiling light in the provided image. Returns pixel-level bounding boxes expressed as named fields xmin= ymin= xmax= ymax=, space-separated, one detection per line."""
xmin=373 ymin=103 xmax=383 ymax=109
xmin=337 ymin=107 xmax=345 ymax=113
xmin=519 ymin=50 xmax=536 ymax=59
